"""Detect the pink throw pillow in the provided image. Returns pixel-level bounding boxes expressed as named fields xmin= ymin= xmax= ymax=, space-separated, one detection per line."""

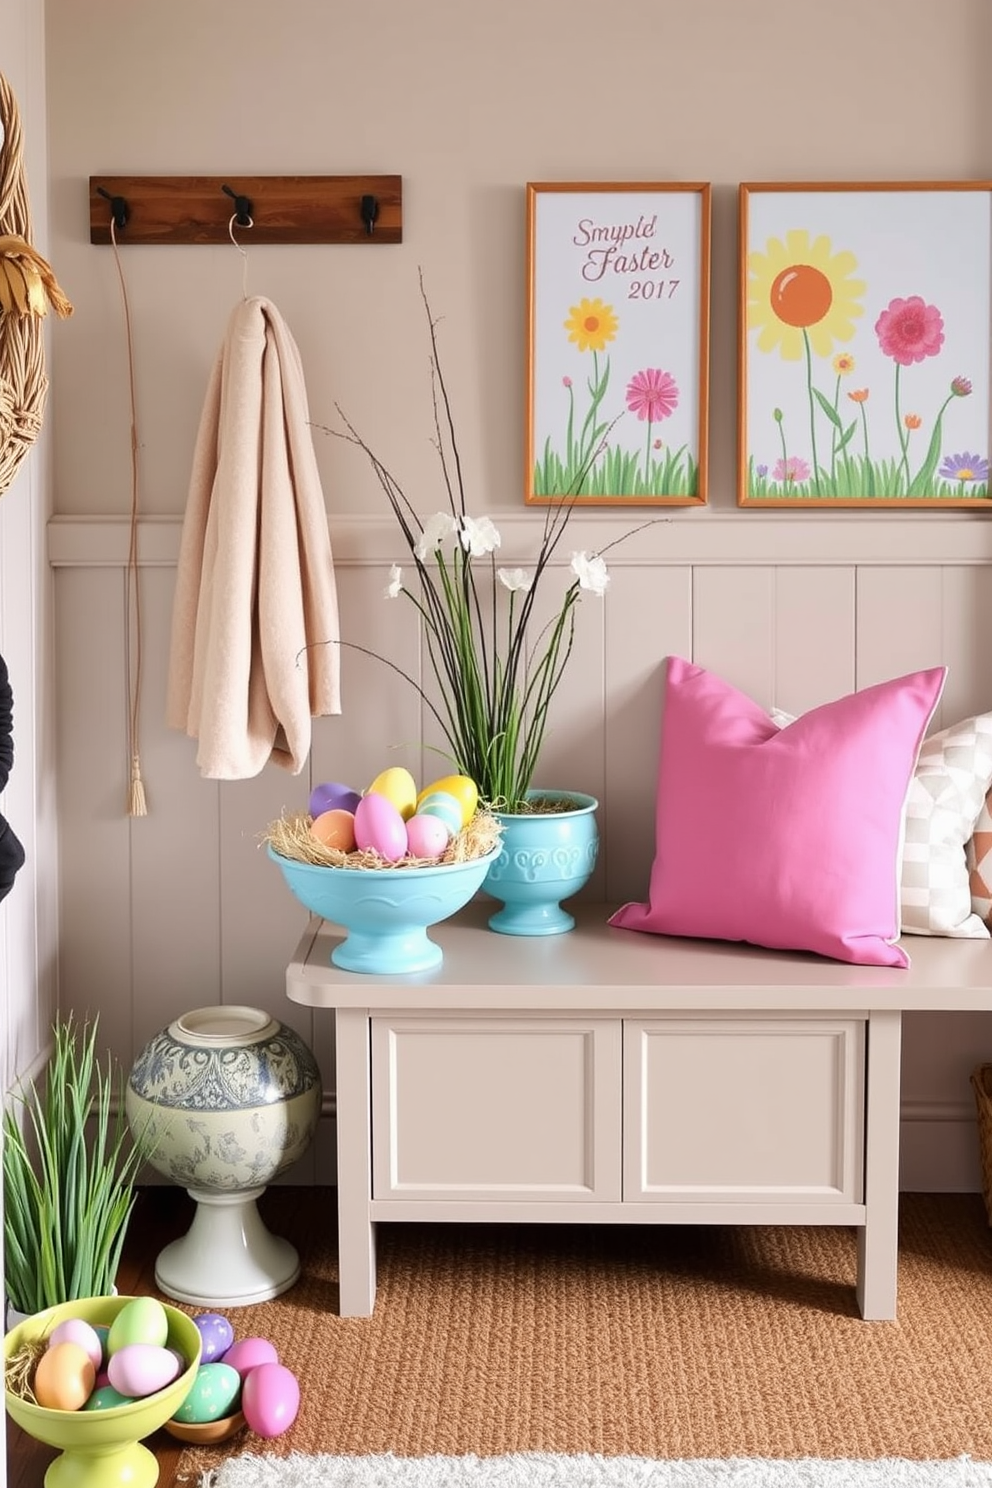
xmin=610 ymin=657 xmax=946 ymax=967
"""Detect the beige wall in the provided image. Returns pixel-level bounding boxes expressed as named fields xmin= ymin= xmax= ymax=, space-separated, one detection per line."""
xmin=38 ymin=0 xmax=992 ymax=1190
xmin=44 ymin=0 xmax=992 ymax=523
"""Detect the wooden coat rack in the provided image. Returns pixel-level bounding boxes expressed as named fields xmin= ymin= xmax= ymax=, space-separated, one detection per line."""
xmin=88 ymin=175 xmax=402 ymax=245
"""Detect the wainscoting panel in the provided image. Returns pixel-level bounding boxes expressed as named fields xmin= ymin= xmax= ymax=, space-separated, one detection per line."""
xmin=50 ymin=512 xmax=992 ymax=1190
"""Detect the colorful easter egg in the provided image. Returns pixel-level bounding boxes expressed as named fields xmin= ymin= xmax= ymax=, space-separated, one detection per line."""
xmin=366 ymin=766 xmax=418 ymax=820
xmin=221 ymin=1336 xmax=279 ymax=1379
xmin=34 ymin=1342 xmax=95 ymax=1412
xmin=49 ymin=1318 xmax=104 ymax=1373
xmin=84 ymin=1385 xmax=136 ymax=1411
xmin=309 ymin=781 xmax=361 ymax=817
xmin=354 ymin=792 xmax=408 ymax=861
xmin=309 ymin=808 xmax=357 ymax=853
xmin=405 ymin=812 xmax=450 ymax=860
xmin=417 ymin=775 xmax=478 ymax=827
xmin=107 ymin=1296 xmax=169 ymax=1353
xmin=241 ymin=1361 xmax=300 ymax=1439
xmin=192 ymin=1313 xmax=235 ymax=1365
xmin=170 ymin=1362 xmax=242 ymax=1424
xmin=416 ymin=790 xmax=463 ymax=839
xmin=107 ymin=1343 xmax=182 ymax=1399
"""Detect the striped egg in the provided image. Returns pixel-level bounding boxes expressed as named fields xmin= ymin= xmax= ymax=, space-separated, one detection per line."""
xmin=416 ymin=790 xmax=463 ymax=840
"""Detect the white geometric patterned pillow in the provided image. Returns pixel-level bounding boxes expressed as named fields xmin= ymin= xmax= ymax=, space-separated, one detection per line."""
xmin=901 ymin=711 xmax=992 ymax=937
xmin=968 ymin=791 xmax=992 ymax=927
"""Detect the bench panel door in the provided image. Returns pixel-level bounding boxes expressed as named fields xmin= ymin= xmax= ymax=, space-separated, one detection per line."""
xmin=372 ymin=1015 xmax=622 ymax=1203
xmin=623 ymin=1015 xmax=865 ymax=1206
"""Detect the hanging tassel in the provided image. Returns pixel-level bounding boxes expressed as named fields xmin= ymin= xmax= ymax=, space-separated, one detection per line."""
xmin=109 ymin=216 xmax=150 ymax=817
xmin=128 ymin=752 xmax=147 ymax=817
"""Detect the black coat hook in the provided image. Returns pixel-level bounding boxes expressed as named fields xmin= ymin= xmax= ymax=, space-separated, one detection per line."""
xmin=360 ymin=194 xmax=379 ymax=236
xmin=222 ymin=184 xmax=254 ymax=227
xmin=96 ymin=186 xmax=129 ymax=232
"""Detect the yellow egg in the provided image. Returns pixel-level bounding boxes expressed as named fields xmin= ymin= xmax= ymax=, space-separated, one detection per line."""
xmin=366 ymin=767 xmax=418 ymax=820
xmin=417 ymin=774 xmax=478 ymax=827
xmin=34 ymin=1341 xmax=96 ymax=1411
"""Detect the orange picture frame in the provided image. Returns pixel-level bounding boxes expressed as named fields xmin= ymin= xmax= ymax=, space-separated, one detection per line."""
xmin=526 ymin=181 xmax=711 ymax=507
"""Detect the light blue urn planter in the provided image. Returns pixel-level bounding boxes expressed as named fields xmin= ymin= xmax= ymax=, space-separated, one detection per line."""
xmin=482 ymin=790 xmax=599 ymax=936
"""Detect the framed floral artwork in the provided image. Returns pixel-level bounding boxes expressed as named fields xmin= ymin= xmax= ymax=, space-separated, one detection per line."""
xmin=526 ymin=181 xmax=711 ymax=506
xmin=739 ymin=181 xmax=992 ymax=507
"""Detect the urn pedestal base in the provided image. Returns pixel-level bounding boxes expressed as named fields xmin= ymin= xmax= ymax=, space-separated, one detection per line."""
xmin=154 ymin=1186 xmax=301 ymax=1308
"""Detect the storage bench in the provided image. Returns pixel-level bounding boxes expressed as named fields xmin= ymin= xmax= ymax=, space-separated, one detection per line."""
xmin=285 ymin=901 xmax=992 ymax=1321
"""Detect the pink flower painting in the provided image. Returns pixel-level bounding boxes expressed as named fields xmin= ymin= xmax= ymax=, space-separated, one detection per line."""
xmin=625 ymin=368 xmax=680 ymax=423
xmin=875 ymin=296 xmax=944 ymax=366
xmin=772 ymin=456 xmax=811 ymax=485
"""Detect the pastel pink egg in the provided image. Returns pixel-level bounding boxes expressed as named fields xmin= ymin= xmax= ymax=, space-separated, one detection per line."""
xmin=220 ymin=1336 xmax=279 ymax=1379
xmin=354 ymin=792 xmax=408 ymax=861
xmin=107 ymin=1342 xmax=181 ymax=1398
xmin=49 ymin=1318 xmax=104 ymax=1373
xmin=241 ymin=1361 xmax=300 ymax=1439
xmin=405 ymin=813 xmax=449 ymax=860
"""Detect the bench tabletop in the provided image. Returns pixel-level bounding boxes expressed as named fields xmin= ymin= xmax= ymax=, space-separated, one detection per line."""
xmin=285 ymin=900 xmax=992 ymax=1013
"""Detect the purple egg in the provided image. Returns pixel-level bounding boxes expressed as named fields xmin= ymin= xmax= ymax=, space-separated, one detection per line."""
xmin=309 ymin=781 xmax=362 ymax=818
xmin=193 ymin=1312 xmax=235 ymax=1364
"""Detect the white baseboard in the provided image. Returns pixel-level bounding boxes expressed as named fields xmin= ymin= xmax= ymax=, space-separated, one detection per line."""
xmin=900 ymin=1103 xmax=982 ymax=1193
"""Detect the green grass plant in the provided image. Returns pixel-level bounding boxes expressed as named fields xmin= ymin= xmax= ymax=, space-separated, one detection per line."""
xmin=3 ymin=1016 xmax=144 ymax=1315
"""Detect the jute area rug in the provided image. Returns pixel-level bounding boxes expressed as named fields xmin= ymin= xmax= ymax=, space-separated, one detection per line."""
xmin=201 ymin=1453 xmax=992 ymax=1486
xmin=170 ymin=1192 xmax=992 ymax=1472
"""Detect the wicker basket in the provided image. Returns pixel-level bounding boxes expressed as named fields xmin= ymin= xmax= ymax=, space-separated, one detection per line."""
xmin=971 ymin=1064 xmax=992 ymax=1226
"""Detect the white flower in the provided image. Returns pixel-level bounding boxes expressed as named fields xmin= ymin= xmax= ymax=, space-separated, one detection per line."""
xmin=497 ymin=568 xmax=533 ymax=594
xmin=414 ymin=512 xmax=458 ymax=561
xmin=384 ymin=564 xmax=403 ymax=599
xmin=460 ymin=514 xmax=501 ymax=558
xmin=570 ymin=551 xmax=610 ymax=596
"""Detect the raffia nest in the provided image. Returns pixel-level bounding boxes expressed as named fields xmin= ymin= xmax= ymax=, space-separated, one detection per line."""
xmin=4 ymin=1336 xmax=47 ymax=1403
xmin=263 ymin=808 xmax=503 ymax=871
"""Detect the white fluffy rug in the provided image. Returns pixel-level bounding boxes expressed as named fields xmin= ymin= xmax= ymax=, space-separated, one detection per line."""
xmin=201 ymin=1453 xmax=992 ymax=1487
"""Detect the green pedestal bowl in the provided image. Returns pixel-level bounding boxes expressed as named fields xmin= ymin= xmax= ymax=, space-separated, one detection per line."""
xmin=4 ymin=1295 xmax=202 ymax=1488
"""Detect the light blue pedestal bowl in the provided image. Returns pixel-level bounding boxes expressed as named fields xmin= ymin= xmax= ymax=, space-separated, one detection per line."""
xmin=268 ymin=843 xmax=500 ymax=974
xmin=483 ymin=791 xmax=599 ymax=936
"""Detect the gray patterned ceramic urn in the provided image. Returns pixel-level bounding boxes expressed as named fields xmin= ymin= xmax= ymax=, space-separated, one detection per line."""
xmin=125 ymin=1006 xmax=322 ymax=1306
xmin=126 ymin=1005 xmax=321 ymax=1191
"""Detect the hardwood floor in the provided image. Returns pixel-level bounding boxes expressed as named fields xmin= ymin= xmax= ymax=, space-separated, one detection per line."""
xmin=5 ymin=1185 xmax=243 ymax=1488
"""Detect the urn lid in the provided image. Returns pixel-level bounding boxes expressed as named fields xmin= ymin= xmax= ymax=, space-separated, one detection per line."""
xmin=168 ymin=1006 xmax=279 ymax=1047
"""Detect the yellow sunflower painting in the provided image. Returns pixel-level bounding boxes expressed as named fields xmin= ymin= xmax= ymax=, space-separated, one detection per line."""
xmin=563 ymin=298 xmax=619 ymax=353
xmin=746 ymin=228 xmax=866 ymax=500
xmin=747 ymin=230 xmax=865 ymax=361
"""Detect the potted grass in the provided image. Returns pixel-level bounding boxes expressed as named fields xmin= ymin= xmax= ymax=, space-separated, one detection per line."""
xmin=3 ymin=1014 xmax=145 ymax=1323
xmin=314 ymin=276 xmax=657 ymax=936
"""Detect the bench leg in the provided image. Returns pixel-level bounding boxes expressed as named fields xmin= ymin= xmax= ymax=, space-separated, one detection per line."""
xmin=855 ymin=1008 xmax=901 ymax=1321
xmin=335 ymin=1007 xmax=376 ymax=1317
